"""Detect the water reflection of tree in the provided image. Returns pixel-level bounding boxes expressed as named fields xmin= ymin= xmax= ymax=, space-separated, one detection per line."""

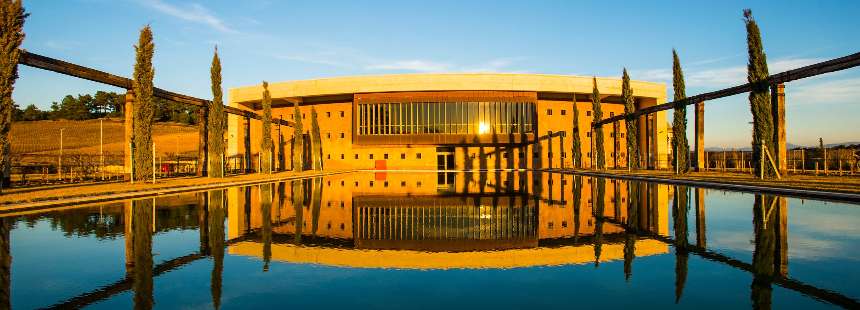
xmin=573 ymin=175 xmax=582 ymax=244
xmin=624 ymin=180 xmax=641 ymax=281
xmin=310 ymin=177 xmax=323 ymax=239
xmin=207 ymin=189 xmax=225 ymax=310
xmin=0 ymin=217 xmax=10 ymax=309
xmin=260 ymin=183 xmax=273 ymax=272
xmin=593 ymin=177 xmax=605 ymax=267
xmin=291 ymin=179 xmax=305 ymax=244
xmin=132 ymin=198 xmax=154 ymax=310
xmin=751 ymin=194 xmax=776 ymax=310
xmin=673 ymin=185 xmax=689 ymax=304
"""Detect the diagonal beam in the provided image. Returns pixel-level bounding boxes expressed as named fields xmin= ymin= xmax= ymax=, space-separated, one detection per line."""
xmin=18 ymin=50 xmax=294 ymax=127
xmin=594 ymin=51 xmax=860 ymax=127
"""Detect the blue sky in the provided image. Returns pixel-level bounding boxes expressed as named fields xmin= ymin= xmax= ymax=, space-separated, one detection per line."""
xmin=13 ymin=0 xmax=860 ymax=147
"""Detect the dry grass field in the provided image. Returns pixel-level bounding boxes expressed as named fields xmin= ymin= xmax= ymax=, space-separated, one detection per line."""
xmin=11 ymin=119 xmax=199 ymax=157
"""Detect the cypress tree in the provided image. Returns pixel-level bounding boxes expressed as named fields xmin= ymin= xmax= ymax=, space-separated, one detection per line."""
xmin=571 ymin=93 xmax=583 ymax=168
xmin=622 ymin=68 xmax=640 ymax=169
xmin=744 ymin=9 xmax=776 ymax=178
xmin=132 ymin=26 xmax=155 ymax=181
xmin=672 ymin=49 xmax=691 ymax=173
xmin=207 ymin=47 xmax=225 ymax=178
xmin=591 ymin=77 xmax=605 ymax=170
xmin=292 ymin=103 xmax=304 ymax=172
xmin=0 ymin=0 xmax=27 ymax=192
xmin=310 ymin=107 xmax=322 ymax=170
xmin=260 ymin=81 xmax=273 ymax=174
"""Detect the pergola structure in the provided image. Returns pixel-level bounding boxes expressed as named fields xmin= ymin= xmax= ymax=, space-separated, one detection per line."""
xmin=17 ymin=50 xmax=295 ymax=178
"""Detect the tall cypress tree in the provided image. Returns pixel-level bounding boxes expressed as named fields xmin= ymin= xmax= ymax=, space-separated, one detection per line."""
xmin=260 ymin=81 xmax=273 ymax=174
xmin=744 ymin=9 xmax=776 ymax=178
xmin=310 ymin=107 xmax=322 ymax=170
xmin=0 ymin=0 xmax=26 ymax=192
xmin=622 ymin=68 xmax=640 ymax=169
xmin=292 ymin=103 xmax=304 ymax=172
xmin=207 ymin=47 xmax=225 ymax=178
xmin=571 ymin=93 xmax=583 ymax=169
xmin=672 ymin=49 xmax=691 ymax=173
xmin=132 ymin=26 xmax=155 ymax=181
xmin=591 ymin=77 xmax=605 ymax=170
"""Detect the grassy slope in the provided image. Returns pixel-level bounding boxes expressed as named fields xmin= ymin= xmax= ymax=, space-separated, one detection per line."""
xmin=10 ymin=119 xmax=198 ymax=157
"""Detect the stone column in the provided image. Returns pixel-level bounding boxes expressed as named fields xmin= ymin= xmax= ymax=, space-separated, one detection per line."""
xmin=695 ymin=101 xmax=705 ymax=171
xmin=197 ymin=106 xmax=208 ymax=177
xmin=613 ymin=121 xmax=619 ymax=168
xmin=772 ymin=84 xmax=787 ymax=175
xmin=243 ymin=114 xmax=251 ymax=173
xmin=123 ymin=90 xmax=135 ymax=180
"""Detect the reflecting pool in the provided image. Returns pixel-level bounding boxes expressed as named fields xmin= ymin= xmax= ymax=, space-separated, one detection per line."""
xmin=2 ymin=171 xmax=859 ymax=309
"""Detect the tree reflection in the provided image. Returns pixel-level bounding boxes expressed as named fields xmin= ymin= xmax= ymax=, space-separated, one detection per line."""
xmin=593 ymin=177 xmax=605 ymax=267
xmin=260 ymin=183 xmax=273 ymax=272
xmin=751 ymin=194 xmax=777 ymax=310
xmin=208 ymin=189 xmax=225 ymax=310
xmin=624 ymin=180 xmax=641 ymax=282
xmin=0 ymin=217 xmax=10 ymax=309
xmin=291 ymin=179 xmax=305 ymax=244
xmin=131 ymin=198 xmax=154 ymax=310
xmin=573 ymin=175 xmax=582 ymax=243
xmin=673 ymin=185 xmax=689 ymax=304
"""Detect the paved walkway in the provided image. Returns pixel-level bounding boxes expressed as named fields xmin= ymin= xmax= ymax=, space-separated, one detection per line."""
xmin=0 ymin=170 xmax=355 ymax=214
xmin=550 ymin=168 xmax=860 ymax=203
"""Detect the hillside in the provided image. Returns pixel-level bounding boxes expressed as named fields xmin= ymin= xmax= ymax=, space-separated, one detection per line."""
xmin=10 ymin=119 xmax=200 ymax=157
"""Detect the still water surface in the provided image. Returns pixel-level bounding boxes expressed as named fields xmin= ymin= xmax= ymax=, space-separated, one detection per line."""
xmin=3 ymin=171 xmax=859 ymax=309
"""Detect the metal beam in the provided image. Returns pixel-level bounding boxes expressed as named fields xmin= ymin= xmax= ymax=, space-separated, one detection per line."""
xmin=594 ymin=51 xmax=860 ymax=127
xmin=18 ymin=50 xmax=294 ymax=127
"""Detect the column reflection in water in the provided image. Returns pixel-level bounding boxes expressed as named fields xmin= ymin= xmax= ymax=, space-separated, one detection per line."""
xmin=208 ymin=189 xmax=225 ymax=310
xmin=695 ymin=188 xmax=706 ymax=248
xmin=131 ymin=198 xmax=154 ymax=310
xmin=198 ymin=192 xmax=210 ymax=255
xmin=673 ymin=185 xmax=689 ymax=304
xmin=260 ymin=183 xmax=273 ymax=272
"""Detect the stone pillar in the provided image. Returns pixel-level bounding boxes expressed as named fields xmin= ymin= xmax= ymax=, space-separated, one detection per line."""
xmin=695 ymin=101 xmax=705 ymax=171
xmin=197 ymin=106 xmax=208 ymax=177
xmin=613 ymin=121 xmax=619 ymax=169
xmin=695 ymin=188 xmax=706 ymax=248
xmin=559 ymin=132 xmax=565 ymax=169
xmin=243 ymin=115 xmax=251 ymax=173
xmin=772 ymin=84 xmax=787 ymax=175
xmin=123 ymin=90 xmax=135 ymax=180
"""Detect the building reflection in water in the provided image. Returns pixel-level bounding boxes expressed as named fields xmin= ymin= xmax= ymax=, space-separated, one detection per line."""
xmin=226 ymin=171 xmax=670 ymax=269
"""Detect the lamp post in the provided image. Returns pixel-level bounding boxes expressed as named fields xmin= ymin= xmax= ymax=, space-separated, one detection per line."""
xmin=59 ymin=128 xmax=65 ymax=180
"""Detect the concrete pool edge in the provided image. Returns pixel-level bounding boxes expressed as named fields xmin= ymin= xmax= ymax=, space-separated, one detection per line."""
xmin=551 ymin=169 xmax=860 ymax=204
xmin=0 ymin=169 xmax=357 ymax=216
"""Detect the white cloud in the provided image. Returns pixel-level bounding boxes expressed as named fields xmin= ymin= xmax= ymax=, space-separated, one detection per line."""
xmin=141 ymin=0 xmax=236 ymax=34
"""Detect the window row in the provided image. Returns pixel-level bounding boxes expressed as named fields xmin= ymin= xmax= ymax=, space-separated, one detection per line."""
xmin=357 ymin=101 xmax=536 ymax=135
